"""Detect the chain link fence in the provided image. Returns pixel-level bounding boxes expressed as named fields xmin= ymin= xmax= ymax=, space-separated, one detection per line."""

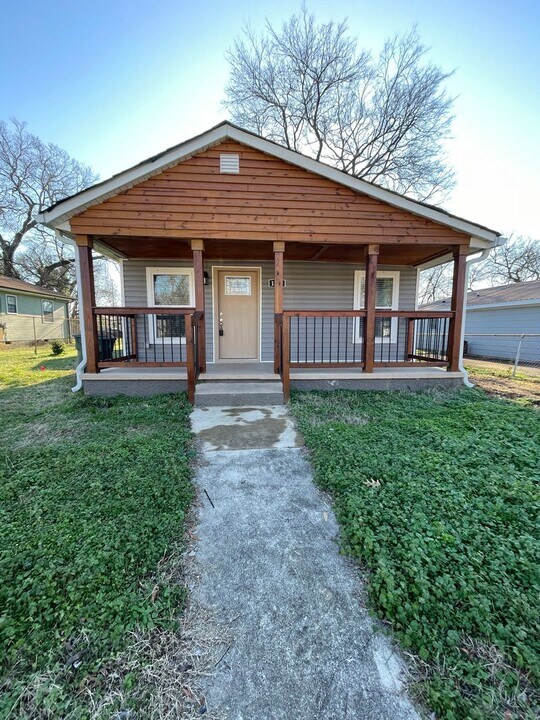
xmin=464 ymin=333 xmax=540 ymax=377
xmin=0 ymin=317 xmax=80 ymax=347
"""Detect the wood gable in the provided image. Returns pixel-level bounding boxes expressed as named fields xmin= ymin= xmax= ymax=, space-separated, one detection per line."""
xmin=70 ymin=140 xmax=470 ymax=263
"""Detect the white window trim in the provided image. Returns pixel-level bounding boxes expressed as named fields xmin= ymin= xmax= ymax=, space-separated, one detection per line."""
xmin=6 ymin=294 xmax=18 ymax=314
xmin=42 ymin=299 xmax=54 ymax=323
xmin=353 ymin=270 xmax=400 ymax=344
xmin=145 ymin=267 xmax=194 ymax=344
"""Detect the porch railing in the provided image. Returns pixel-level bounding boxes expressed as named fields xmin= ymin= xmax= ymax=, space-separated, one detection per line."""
xmin=92 ymin=307 xmax=203 ymax=403
xmin=371 ymin=310 xmax=454 ymax=366
xmin=279 ymin=310 xmax=455 ymax=400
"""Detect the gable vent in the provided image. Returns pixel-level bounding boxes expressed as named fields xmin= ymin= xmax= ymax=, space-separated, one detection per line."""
xmin=220 ymin=153 xmax=240 ymax=174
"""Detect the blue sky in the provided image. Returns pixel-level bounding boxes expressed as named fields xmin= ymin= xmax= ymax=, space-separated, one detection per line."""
xmin=2 ymin=0 xmax=539 ymax=238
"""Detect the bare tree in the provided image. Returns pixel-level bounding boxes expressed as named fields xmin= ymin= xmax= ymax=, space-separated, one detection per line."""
xmin=17 ymin=234 xmax=120 ymax=312
xmin=417 ymin=264 xmax=452 ymax=305
xmin=93 ymin=260 xmax=121 ymax=307
xmin=224 ymin=6 xmax=455 ymax=202
xmin=482 ymin=236 xmax=540 ymax=284
xmin=0 ymin=118 xmax=97 ymax=286
xmin=418 ymin=237 xmax=540 ymax=305
xmin=16 ymin=234 xmax=78 ymax=297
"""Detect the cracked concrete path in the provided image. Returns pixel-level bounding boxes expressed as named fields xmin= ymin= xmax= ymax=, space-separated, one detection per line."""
xmin=189 ymin=406 xmax=420 ymax=720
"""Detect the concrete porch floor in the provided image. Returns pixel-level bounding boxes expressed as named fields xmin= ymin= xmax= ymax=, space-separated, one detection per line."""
xmin=84 ymin=362 xmax=462 ymax=382
xmin=82 ymin=363 xmax=464 ymax=397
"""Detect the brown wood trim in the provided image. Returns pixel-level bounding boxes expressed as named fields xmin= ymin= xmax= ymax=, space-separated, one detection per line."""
xmin=311 ymin=246 xmax=330 ymax=260
xmin=71 ymin=224 xmax=461 ymax=244
xmin=130 ymin=316 xmax=138 ymax=358
xmin=274 ymin=246 xmax=284 ymax=372
xmin=75 ymin=234 xmax=93 ymax=248
xmin=93 ymin=307 xmax=196 ymax=315
xmin=374 ymin=310 xmax=455 ymax=318
xmin=97 ymin=361 xmax=187 ymax=368
xmin=78 ymin=241 xmax=98 ymax=373
xmin=282 ymin=314 xmax=290 ymax=403
xmin=406 ymin=318 xmax=415 ymax=360
xmin=192 ymin=247 xmax=206 ymax=372
xmin=98 ymin=354 xmax=137 ymax=363
xmin=448 ymin=246 xmax=468 ymax=371
xmin=408 ymin=355 xmax=449 ymax=363
xmin=364 ymin=247 xmax=378 ymax=372
xmin=283 ymin=310 xmax=367 ymax=317
xmin=274 ymin=313 xmax=283 ymax=375
xmin=411 ymin=248 xmax=454 ymax=267
xmin=374 ymin=361 xmax=449 ymax=368
xmin=185 ymin=314 xmax=196 ymax=404
xmin=290 ymin=362 xmax=365 ymax=369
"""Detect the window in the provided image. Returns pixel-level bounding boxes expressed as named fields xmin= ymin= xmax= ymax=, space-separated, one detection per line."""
xmin=42 ymin=300 xmax=54 ymax=323
xmin=146 ymin=267 xmax=194 ymax=343
xmin=225 ymin=276 xmax=251 ymax=295
xmin=6 ymin=294 xmax=17 ymax=314
xmin=353 ymin=271 xmax=400 ymax=343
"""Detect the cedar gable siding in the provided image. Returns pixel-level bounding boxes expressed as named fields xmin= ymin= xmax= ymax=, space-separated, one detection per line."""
xmin=70 ymin=141 xmax=469 ymax=247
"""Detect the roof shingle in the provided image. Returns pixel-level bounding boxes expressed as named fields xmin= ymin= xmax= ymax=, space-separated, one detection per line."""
xmin=421 ymin=279 xmax=540 ymax=310
xmin=0 ymin=275 xmax=72 ymax=302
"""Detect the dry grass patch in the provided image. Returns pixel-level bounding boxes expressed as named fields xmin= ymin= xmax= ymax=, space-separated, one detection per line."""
xmin=465 ymin=359 xmax=540 ymax=405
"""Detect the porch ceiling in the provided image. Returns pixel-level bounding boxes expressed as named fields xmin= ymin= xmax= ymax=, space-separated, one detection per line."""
xmin=95 ymin=235 xmax=456 ymax=266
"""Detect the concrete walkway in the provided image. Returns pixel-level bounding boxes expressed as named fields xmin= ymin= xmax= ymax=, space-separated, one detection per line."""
xmin=190 ymin=406 xmax=420 ymax=720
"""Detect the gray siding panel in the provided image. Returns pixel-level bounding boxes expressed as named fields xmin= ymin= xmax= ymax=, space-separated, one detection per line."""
xmin=122 ymin=260 xmax=191 ymax=363
xmin=465 ymin=305 xmax=540 ymax=362
xmin=284 ymin=263 xmax=417 ymax=364
xmin=122 ymin=260 xmax=418 ymax=364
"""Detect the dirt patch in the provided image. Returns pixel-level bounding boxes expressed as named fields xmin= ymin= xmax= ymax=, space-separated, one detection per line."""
xmin=465 ymin=360 xmax=540 ymax=405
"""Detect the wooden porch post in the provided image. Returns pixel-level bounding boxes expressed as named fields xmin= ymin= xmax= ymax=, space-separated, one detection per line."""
xmin=273 ymin=241 xmax=285 ymax=373
xmin=448 ymin=244 xmax=468 ymax=372
xmin=191 ymin=239 xmax=206 ymax=373
xmin=363 ymin=244 xmax=379 ymax=373
xmin=76 ymin=235 xmax=99 ymax=373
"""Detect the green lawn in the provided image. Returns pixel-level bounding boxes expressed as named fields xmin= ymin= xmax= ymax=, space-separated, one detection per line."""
xmin=291 ymin=389 xmax=540 ymax=720
xmin=0 ymin=346 xmax=194 ymax=718
xmin=0 ymin=344 xmax=78 ymax=389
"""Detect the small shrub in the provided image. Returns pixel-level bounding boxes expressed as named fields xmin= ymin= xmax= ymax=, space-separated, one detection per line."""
xmin=50 ymin=339 xmax=65 ymax=355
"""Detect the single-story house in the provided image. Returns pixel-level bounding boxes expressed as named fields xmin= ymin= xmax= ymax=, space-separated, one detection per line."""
xmin=36 ymin=122 xmax=502 ymax=404
xmin=0 ymin=275 xmax=72 ymax=344
xmin=422 ymin=279 xmax=540 ymax=364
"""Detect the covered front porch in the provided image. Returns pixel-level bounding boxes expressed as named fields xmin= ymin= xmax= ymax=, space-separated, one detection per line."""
xmin=77 ymin=235 xmax=469 ymax=403
xmin=36 ymin=122 xmax=500 ymax=404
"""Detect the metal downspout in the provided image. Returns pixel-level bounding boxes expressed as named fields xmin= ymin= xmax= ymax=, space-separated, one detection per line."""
xmin=55 ymin=232 xmax=87 ymax=392
xmin=459 ymin=239 xmax=506 ymax=388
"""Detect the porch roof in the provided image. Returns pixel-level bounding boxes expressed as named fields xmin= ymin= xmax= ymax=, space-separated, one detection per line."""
xmin=94 ymin=237 xmax=460 ymax=267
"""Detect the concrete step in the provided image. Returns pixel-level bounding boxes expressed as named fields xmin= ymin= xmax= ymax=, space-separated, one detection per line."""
xmin=194 ymin=381 xmax=284 ymax=407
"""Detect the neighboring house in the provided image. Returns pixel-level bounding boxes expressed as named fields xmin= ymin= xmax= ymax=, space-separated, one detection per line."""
xmin=36 ymin=122 xmax=501 ymax=403
xmin=0 ymin=275 xmax=72 ymax=345
xmin=422 ymin=280 xmax=540 ymax=363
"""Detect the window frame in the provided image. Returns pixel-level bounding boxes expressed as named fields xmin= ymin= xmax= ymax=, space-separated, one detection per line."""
xmin=353 ymin=270 xmax=400 ymax=344
xmin=224 ymin=275 xmax=252 ymax=296
xmin=41 ymin=299 xmax=54 ymax=323
xmin=145 ymin=267 xmax=195 ymax=344
xmin=6 ymin=294 xmax=18 ymax=314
